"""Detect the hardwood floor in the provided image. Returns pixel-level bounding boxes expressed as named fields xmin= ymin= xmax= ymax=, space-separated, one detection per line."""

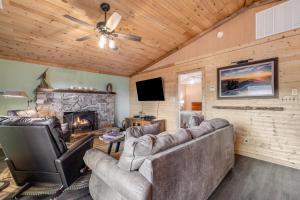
xmin=0 ymin=137 xmax=115 ymax=200
xmin=209 ymin=155 xmax=300 ymax=200
xmin=1 ymin=152 xmax=300 ymax=200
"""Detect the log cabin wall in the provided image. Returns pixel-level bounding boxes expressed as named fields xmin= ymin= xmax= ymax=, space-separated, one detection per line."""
xmin=130 ymin=3 xmax=300 ymax=169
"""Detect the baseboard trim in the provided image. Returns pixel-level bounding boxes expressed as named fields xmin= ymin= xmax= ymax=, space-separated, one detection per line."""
xmin=235 ymin=150 xmax=300 ymax=170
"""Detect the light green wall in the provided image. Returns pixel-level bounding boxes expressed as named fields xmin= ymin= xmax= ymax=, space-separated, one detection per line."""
xmin=0 ymin=59 xmax=129 ymax=126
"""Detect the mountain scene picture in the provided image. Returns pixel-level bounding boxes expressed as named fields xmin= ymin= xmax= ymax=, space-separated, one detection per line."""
xmin=219 ymin=60 xmax=276 ymax=98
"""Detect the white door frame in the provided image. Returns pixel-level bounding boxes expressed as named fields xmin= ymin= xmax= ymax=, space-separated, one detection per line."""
xmin=176 ymin=68 xmax=205 ymax=128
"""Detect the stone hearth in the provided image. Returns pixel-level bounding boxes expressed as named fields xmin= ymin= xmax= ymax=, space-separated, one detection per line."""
xmin=36 ymin=89 xmax=116 ymax=128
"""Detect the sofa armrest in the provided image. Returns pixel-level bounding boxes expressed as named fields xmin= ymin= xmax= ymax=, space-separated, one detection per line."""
xmin=84 ymin=149 xmax=151 ymax=200
xmin=55 ymin=134 xmax=94 ymax=187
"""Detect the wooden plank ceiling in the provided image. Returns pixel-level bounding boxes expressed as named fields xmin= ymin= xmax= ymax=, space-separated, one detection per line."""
xmin=0 ymin=0 xmax=258 ymax=76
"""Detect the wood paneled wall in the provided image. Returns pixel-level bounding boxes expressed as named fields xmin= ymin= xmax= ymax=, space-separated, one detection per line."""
xmin=146 ymin=2 xmax=280 ymax=71
xmin=130 ymin=27 xmax=300 ymax=169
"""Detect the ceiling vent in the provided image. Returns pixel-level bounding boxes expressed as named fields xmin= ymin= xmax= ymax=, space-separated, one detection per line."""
xmin=256 ymin=0 xmax=300 ymax=39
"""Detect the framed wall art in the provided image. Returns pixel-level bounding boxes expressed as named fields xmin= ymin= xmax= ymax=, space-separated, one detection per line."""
xmin=217 ymin=58 xmax=278 ymax=99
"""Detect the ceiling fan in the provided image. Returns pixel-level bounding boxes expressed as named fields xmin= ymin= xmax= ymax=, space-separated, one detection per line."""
xmin=63 ymin=2 xmax=142 ymax=50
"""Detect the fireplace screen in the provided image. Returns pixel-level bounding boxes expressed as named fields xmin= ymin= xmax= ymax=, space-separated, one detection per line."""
xmin=63 ymin=111 xmax=98 ymax=133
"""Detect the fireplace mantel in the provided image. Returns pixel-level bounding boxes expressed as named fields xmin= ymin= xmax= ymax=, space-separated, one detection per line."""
xmin=37 ymin=88 xmax=116 ymax=94
xmin=36 ymin=89 xmax=116 ymax=128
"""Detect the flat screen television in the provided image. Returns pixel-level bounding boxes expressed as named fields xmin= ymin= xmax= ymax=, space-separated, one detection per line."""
xmin=136 ymin=77 xmax=165 ymax=101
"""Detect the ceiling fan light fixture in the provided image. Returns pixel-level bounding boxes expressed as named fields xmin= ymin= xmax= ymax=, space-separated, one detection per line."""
xmin=68 ymin=2 xmax=142 ymax=50
xmin=217 ymin=31 xmax=224 ymax=38
xmin=98 ymin=35 xmax=107 ymax=48
xmin=108 ymin=39 xmax=116 ymax=49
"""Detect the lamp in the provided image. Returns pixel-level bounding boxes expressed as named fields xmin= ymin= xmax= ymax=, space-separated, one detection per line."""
xmin=0 ymin=90 xmax=32 ymax=109
xmin=0 ymin=90 xmax=28 ymax=98
xmin=108 ymin=39 xmax=116 ymax=49
xmin=98 ymin=35 xmax=107 ymax=48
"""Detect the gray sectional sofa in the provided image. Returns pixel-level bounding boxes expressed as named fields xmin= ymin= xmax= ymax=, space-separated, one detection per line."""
xmin=84 ymin=118 xmax=235 ymax=200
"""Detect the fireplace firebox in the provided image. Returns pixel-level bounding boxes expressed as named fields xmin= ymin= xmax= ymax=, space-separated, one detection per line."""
xmin=63 ymin=111 xmax=98 ymax=134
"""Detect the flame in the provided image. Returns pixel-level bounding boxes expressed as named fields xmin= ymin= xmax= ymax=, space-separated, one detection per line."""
xmin=73 ymin=116 xmax=89 ymax=126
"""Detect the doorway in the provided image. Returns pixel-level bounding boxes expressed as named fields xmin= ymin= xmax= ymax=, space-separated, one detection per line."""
xmin=178 ymin=70 xmax=203 ymax=128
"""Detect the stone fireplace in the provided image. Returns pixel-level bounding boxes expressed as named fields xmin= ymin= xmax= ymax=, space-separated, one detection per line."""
xmin=36 ymin=89 xmax=116 ymax=128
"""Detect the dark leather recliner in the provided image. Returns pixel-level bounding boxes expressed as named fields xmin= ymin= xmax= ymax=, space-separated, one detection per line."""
xmin=0 ymin=116 xmax=94 ymax=190
xmin=6 ymin=110 xmax=72 ymax=142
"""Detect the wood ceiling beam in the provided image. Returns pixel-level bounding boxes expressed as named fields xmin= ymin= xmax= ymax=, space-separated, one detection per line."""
xmin=130 ymin=0 xmax=286 ymax=77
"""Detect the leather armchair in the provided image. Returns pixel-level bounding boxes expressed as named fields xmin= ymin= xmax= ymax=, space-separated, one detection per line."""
xmin=0 ymin=116 xmax=94 ymax=194
xmin=6 ymin=110 xmax=71 ymax=142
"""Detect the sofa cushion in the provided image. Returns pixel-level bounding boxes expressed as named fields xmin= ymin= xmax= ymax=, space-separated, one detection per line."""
xmin=151 ymin=128 xmax=192 ymax=153
xmin=188 ymin=121 xmax=215 ymax=138
xmin=118 ymin=128 xmax=192 ymax=171
xmin=188 ymin=114 xmax=204 ymax=128
xmin=125 ymin=123 xmax=160 ymax=138
xmin=208 ymin=118 xmax=230 ymax=129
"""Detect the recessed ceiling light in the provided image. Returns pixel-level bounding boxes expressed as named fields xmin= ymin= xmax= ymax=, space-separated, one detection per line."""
xmin=217 ymin=31 xmax=224 ymax=38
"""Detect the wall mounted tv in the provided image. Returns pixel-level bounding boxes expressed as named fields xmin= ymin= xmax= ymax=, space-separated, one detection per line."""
xmin=136 ymin=77 xmax=165 ymax=101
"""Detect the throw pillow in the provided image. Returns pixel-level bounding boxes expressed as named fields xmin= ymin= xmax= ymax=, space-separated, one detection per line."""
xmin=151 ymin=128 xmax=192 ymax=153
xmin=187 ymin=114 xmax=204 ymax=128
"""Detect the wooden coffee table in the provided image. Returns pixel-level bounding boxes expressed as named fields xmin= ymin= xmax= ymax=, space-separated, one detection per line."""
xmin=68 ymin=128 xmax=125 ymax=156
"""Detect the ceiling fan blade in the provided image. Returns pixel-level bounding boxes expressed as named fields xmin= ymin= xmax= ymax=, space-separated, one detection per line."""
xmin=113 ymin=33 xmax=142 ymax=42
xmin=76 ymin=35 xmax=93 ymax=41
xmin=63 ymin=15 xmax=93 ymax=27
xmin=106 ymin=12 xmax=122 ymax=31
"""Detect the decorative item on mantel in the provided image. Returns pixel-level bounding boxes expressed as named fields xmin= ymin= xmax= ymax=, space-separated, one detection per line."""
xmin=106 ymin=83 xmax=113 ymax=93
xmin=69 ymin=86 xmax=96 ymax=91
xmin=34 ymin=68 xmax=52 ymax=101
xmin=36 ymin=68 xmax=52 ymax=89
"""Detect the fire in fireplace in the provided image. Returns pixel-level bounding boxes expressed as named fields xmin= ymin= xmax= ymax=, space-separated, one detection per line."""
xmin=63 ymin=111 xmax=98 ymax=133
xmin=73 ymin=116 xmax=89 ymax=129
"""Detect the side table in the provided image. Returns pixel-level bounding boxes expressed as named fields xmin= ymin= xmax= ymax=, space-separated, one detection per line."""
xmin=99 ymin=134 xmax=125 ymax=155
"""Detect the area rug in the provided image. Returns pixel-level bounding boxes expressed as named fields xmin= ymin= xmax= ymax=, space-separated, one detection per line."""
xmin=0 ymin=167 xmax=90 ymax=197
